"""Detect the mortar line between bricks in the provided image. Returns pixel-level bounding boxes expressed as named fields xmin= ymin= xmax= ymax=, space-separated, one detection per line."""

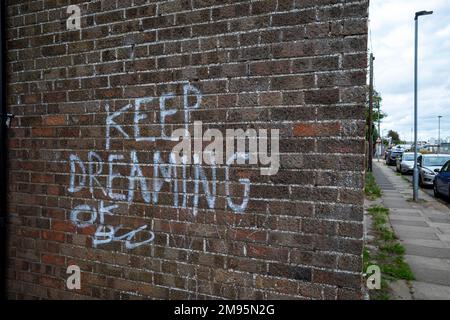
xmin=10 ymin=3 xmax=370 ymax=36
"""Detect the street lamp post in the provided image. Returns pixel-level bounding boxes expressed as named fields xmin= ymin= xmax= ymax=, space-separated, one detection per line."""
xmin=413 ymin=10 xmax=433 ymax=202
xmin=377 ymin=99 xmax=381 ymax=162
xmin=382 ymin=128 xmax=387 ymax=142
xmin=368 ymin=53 xmax=375 ymax=172
xmin=438 ymin=116 xmax=442 ymax=154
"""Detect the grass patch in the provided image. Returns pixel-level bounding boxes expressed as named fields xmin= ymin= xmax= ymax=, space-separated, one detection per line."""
xmin=402 ymin=176 xmax=411 ymax=184
xmin=365 ymin=205 xmax=414 ymax=300
xmin=381 ymin=242 xmax=405 ymax=255
xmin=382 ymin=257 xmax=414 ymax=280
xmin=363 ymin=248 xmax=371 ymax=270
xmin=365 ymin=172 xmax=382 ymax=200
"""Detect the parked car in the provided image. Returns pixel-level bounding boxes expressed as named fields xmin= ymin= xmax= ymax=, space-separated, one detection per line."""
xmin=384 ymin=148 xmax=391 ymax=161
xmin=419 ymin=144 xmax=438 ymax=154
xmin=433 ymin=160 xmax=450 ymax=199
xmin=418 ymin=154 xmax=450 ymax=187
xmin=386 ymin=148 xmax=403 ymax=166
xmin=396 ymin=152 xmax=421 ymax=174
xmin=396 ymin=144 xmax=411 ymax=152
xmin=439 ymin=143 xmax=450 ymax=154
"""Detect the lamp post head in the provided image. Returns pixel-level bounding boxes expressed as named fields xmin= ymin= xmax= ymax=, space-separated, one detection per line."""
xmin=415 ymin=10 xmax=433 ymax=20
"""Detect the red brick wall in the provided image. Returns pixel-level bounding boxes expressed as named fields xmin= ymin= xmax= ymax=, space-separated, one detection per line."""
xmin=5 ymin=0 xmax=368 ymax=299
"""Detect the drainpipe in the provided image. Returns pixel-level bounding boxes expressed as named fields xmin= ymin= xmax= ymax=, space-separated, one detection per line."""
xmin=0 ymin=0 xmax=8 ymax=300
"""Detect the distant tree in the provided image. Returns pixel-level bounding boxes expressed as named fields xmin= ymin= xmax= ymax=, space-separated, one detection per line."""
xmin=366 ymin=91 xmax=386 ymax=123
xmin=387 ymin=130 xmax=401 ymax=145
xmin=366 ymin=90 xmax=386 ymax=147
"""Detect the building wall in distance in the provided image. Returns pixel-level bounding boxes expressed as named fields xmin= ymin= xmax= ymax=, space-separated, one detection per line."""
xmin=6 ymin=0 xmax=368 ymax=299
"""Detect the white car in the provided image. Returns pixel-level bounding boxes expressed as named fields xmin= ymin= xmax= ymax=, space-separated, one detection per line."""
xmin=396 ymin=152 xmax=420 ymax=174
xmin=418 ymin=154 xmax=450 ymax=187
xmin=396 ymin=144 xmax=411 ymax=151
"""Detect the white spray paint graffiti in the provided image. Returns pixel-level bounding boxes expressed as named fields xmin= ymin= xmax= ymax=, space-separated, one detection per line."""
xmin=67 ymin=84 xmax=262 ymax=249
xmin=70 ymin=201 xmax=155 ymax=249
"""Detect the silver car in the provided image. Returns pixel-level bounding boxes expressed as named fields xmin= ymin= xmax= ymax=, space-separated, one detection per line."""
xmin=396 ymin=152 xmax=420 ymax=174
xmin=418 ymin=154 xmax=450 ymax=187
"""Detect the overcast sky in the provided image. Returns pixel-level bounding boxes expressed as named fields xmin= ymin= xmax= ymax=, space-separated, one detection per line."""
xmin=370 ymin=0 xmax=450 ymax=143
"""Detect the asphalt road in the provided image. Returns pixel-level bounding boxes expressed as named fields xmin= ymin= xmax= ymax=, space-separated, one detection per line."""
xmin=384 ymin=163 xmax=450 ymax=209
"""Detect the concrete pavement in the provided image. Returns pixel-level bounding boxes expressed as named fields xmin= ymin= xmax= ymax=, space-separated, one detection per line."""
xmin=388 ymin=165 xmax=450 ymax=210
xmin=372 ymin=161 xmax=450 ymax=300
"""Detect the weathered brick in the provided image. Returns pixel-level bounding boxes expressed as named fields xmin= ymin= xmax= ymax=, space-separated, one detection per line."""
xmin=293 ymin=122 xmax=341 ymax=137
xmin=305 ymin=89 xmax=340 ymax=105
xmin=5 ymin=0 xmax=368 ymax=301
xmin=272 ymin=10 xmax=316 ymax=27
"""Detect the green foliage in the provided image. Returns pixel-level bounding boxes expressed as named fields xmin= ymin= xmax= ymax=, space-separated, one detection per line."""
xmin=388 ymin=130 xmax=401 ymax=145
xmin=366 ymin=205 xmax=415 ymax=300
xmin=365 ymin=90 xmax=385 ymax=122
xmin=366 ymin=90 xmax=387 ymax=146
xmin=382 ymin=257 xmax=414 ymax=281
xmin=381 ymin=242 xmax=405 ymax=255
xmin=363 ymin=247 xmax=372 ymax=271
xmin=365 ymin=173 xmax=382 ymax=200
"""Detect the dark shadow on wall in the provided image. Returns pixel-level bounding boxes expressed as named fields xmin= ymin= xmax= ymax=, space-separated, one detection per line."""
xmin=0 ymin=0 xmax=9 ymax=301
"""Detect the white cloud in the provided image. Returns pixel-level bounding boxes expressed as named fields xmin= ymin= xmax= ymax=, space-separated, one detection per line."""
xmin=370 ymin=0 xmax=450 ymax=142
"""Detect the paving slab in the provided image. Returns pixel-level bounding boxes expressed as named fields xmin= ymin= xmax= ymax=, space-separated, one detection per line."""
xmin=390 ymin=215 xmax=426 ymax=222
xmin=408 ymin=267 xmax=450 ymax=286
xmin=372 ymin=162 xmax=450 ymax=300
xmin=392 ymin=224 xmax=437 ymax=235
xmin=437 ymin=234 xmax=450 ymax=242
xmin=384 ymin=194 xmax=406 ymax=200
xmin=404 ymin=255 xmax=450 ymax=271
xmin=402 ymin=244 xmax=450 ymax=259
xmin=435 ymin=225 xmax=450 ymax=233
xmin=395 ymin=230 xmax=440 ymax=240
xmin=390 ymin=280 xmax=413 ymax=300
xmin=389 ymin=209 xmax=422 ymax=217
xmin=429 ymin=216 xmax=450 ymax=224
xmin=390 ymin=219 xmax=428 ymax=227
xmin=423 ymin=210 xmax=450 ymax=217
xmin=383 ymin=199 xmax=412 ymax=209
xmin=402 ymin=239 xmax=450 ymax=249
xmin=412 ymin=281 xmax=450 ymax=300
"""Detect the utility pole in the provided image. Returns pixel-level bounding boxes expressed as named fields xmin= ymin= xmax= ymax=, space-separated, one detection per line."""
xmin=377 ymin=98 xmax=381 ymax=162
xmin=368 ymin=53 xmax=375 ymax=172
xmin=438 ymin=116 xmax=442 ymax=154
